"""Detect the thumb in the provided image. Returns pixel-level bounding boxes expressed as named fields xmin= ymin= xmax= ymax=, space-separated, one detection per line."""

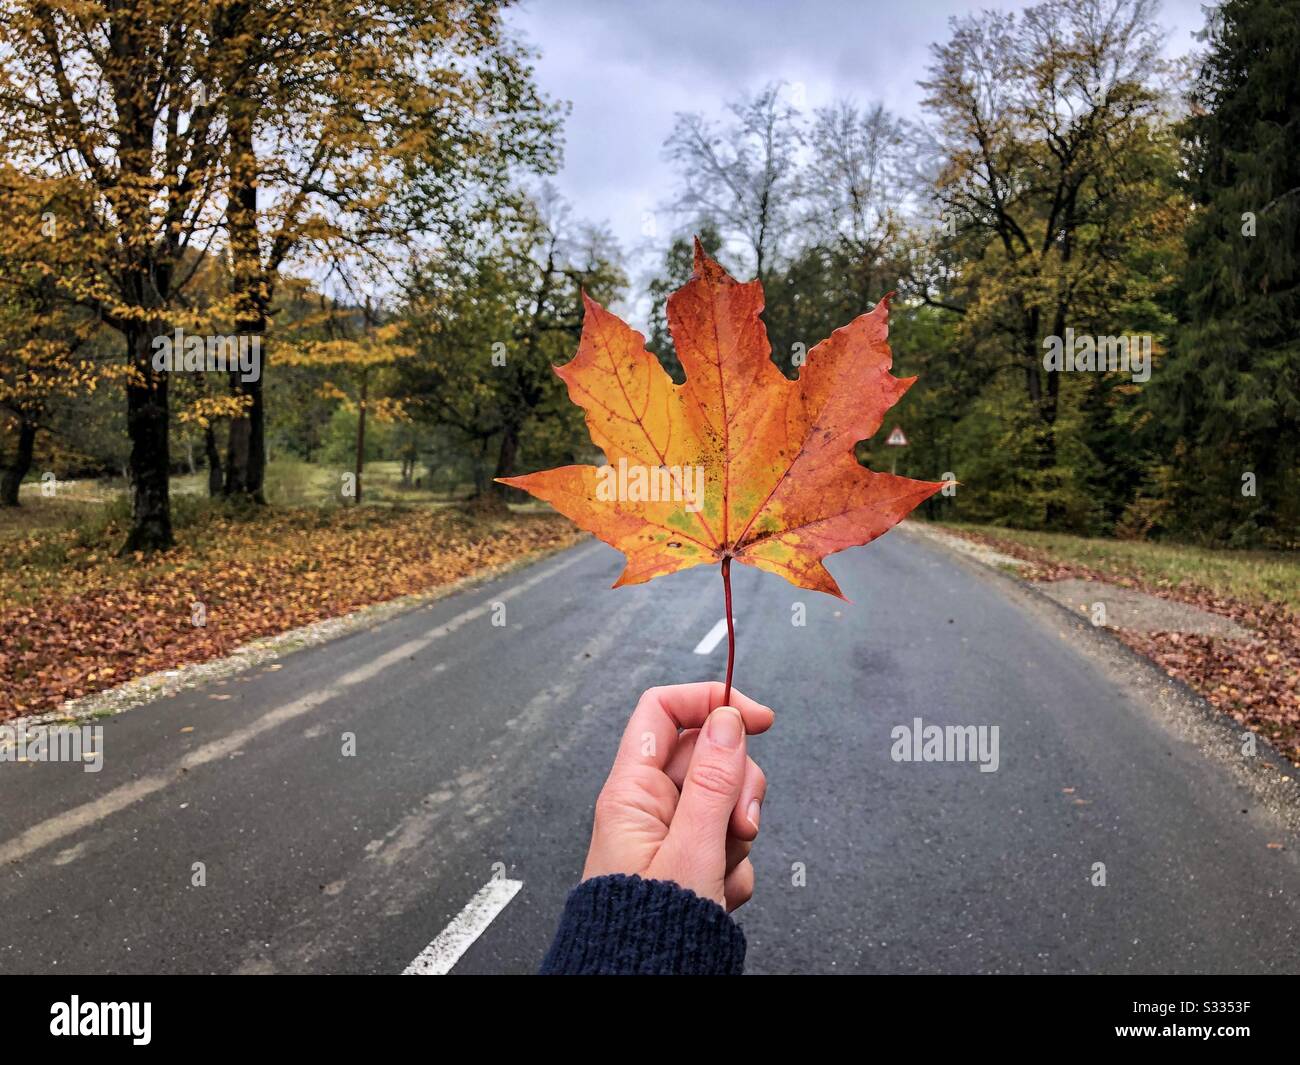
xmin=653 ymin=705 xmax=747 ymax=904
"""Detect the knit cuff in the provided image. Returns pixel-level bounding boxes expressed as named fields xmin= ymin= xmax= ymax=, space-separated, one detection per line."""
xmin=539 ymin=874 xmax=746 ymax=975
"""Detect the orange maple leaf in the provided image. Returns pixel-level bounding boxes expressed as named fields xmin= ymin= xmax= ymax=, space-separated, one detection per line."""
xmin=498 ymin=240 xmax=944 ymax=601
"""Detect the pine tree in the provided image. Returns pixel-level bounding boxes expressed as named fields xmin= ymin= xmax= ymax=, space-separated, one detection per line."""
xmin=1161 ymin=0 xmax=1300 ymax=544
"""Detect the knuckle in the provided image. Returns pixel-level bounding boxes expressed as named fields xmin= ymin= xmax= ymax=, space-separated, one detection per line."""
xmin=730 ymin=864 xmax=755 ymax=905
xmin=593 ymin=784 xmax=629 ymax=824
xmin=596 ymin=767 xmax=676 ymax=827
xmin=688 ymin=758 xmax=736 ymax=800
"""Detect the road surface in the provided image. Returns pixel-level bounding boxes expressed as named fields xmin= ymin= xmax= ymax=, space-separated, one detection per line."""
xmin=1 ymin=527 xmax=1297 ymax=974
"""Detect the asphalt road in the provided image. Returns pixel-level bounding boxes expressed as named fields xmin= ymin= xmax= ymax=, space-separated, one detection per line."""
xmin=1 ymin=528 xmax=1297 ymax=974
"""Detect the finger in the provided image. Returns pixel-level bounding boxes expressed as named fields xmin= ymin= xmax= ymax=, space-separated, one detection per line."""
xmin=666 ymin=732 xmax=765 ymax=841
xmin=656 ymin=705 xmax=748 ymax=895
xmin=662 ymin=728 xmax=700 ymax=786
xmin=725 ymin=835 xmax=751 ymax=874
xmin=723 ymin=857 xmax=755 ymax=913
xmin=615 ymin=683 xmax=773 ymax=772
xmin=729 ymin=757 xmax=768 ymax=842
xmin=652 ymin=682 xmax=773 ymax=733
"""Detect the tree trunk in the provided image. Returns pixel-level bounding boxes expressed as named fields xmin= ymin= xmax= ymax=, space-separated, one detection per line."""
xmin=222 ymin=370 xmax=266 ymax=500
xmin=1 ymin=416 xmax=37 ymax=507
xmin=491 ymin=422 xmax=520 ymax=499
xmin=205 ymin=423 xmax=224 ymax=497
xmin=471 ymin=438 xmax=489 ymax=498
xmin=223 ymin=97 xmax=268 ymax=503
xmin=353 ymin=372 xmax=368 ymax=506
xmin=122 ymin=326 xmax=174 ymax=552
xmin=224 ymin=403 xmax=251 ymax=494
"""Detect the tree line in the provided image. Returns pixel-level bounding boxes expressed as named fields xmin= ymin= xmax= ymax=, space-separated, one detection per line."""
xmin=648 ymin=0 xmax=1296 ymax=547
xmin=1 ymin=0 xmax=1295 ymax=552
xmin=0 ymin=0 xmax=561 ymax=546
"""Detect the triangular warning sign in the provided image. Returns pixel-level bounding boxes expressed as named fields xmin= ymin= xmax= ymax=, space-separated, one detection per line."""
xmin=885 ymin=426 xmax=908 ymax=447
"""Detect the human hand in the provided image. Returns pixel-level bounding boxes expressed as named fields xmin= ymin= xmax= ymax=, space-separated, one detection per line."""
xmin=582 ymin=682 xmax=774 ymax=912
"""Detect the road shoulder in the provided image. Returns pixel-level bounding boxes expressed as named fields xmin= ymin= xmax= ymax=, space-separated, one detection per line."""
xmin=899 ymin=521 xmax=1300 ymax=838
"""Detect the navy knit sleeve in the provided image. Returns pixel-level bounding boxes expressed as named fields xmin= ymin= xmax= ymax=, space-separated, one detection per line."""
xmin=539 ymin=874 xmax=746 ymax=975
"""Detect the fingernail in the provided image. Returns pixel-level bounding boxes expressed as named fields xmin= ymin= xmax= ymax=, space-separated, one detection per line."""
xmin=747 ymin=799 xmax=761 ymax=829
xmin=707 ymin=706 xmax=743 ymax=749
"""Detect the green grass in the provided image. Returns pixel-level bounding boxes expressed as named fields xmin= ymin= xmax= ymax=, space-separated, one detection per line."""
xmin=0 ymin=495 xmax=107 ymax=539
xmin=3 ymin=459 xmax=473 ymax=542
xmin=940 ymin=522 xmax=1300 ymax=612
xmin=260 ymin=459 xmax=466 ymax=508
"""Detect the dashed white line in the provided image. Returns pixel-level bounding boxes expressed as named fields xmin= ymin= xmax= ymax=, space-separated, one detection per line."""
xmin=402 ymin=877 xmax=523 ymax=975
xmin=693 ymin=618 xmax=731 ymax=655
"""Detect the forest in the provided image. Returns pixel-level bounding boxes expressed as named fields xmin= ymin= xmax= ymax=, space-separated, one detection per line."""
xmin=0 ymin=0 xmax=1295 ymax=555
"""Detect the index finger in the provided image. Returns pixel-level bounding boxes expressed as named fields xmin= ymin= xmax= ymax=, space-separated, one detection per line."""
xmin=615 ymin=682 xmax=775 ymax=771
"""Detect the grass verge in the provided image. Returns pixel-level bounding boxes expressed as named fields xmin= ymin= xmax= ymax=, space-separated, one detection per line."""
xmin=935 ymin=522 xmax=1300 ymax=765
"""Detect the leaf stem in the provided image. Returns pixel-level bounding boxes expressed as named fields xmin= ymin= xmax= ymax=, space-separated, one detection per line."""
xmin=721 ymin=555 xmax=735 ymax=708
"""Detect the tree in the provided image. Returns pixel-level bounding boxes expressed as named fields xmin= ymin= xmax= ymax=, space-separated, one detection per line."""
xmin=402 ymin=236 xmax=523 ymax=496
xmin=0 ymin=172 xmax=109 ymax=504
xmin=804 ymin=99 xmax=909 ymax=309
xmin=915 ymin=0 xmax=1181 ymax=524
xmin=0 ymin=2 xmax=240 ymax=549
xmin=278 ymin=285 xmax=412 ymax=506
xmin=665 ymin=83 xmax=803 ymax=285
xmin=763 ymin=98 xmax=914 ymax=386
xmin=0 ymin=262 xmax=105 ymax=505
xmin=402 ymin=189 xmax=625 ymax=502
xmin=0 ymin=1 xmax=559 ymax=547
xmin=488 ymin=195 xmax=624 ymax=496
xmin=212 ymin=0 xmax=561 ymax=502
xmin=1155 ymin=0 xmax=1300 ymax=544
xmin=645 ymin=223 xmax=724 ymax=382
xmin=165 ymin=254 xmax=255 ymax=497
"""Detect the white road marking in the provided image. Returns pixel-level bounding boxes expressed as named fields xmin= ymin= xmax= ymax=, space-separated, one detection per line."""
xmin=0 ymin=547 xmax=597 ymax=866
xmin=402 ymin=877 xmax=523 ymax=975
xmin=693 ymin=618 xmax=731 ymax=655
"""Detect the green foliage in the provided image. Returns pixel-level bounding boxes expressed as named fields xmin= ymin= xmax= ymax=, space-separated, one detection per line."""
xmin=646 ymin=0 xmax=1295 ymax=549
xmin=1 ymin=0 xmax=1294 ymax=553
xmin=1148 ymin=0 xmax=1300 ymax=546
xmin=400 ymin=191 xmax=627 ymax=494
xmin=320 ymin=407 xmax=392 ymax=466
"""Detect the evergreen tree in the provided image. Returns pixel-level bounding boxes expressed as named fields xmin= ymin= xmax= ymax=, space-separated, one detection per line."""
xmin=1158 ymin=0 xmax=1300 ymax=545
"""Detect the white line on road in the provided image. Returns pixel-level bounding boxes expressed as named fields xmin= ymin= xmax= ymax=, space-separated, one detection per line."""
xmin=402 ymin=877 xmax=523 ymax=975
xmin=693 ymin=618 xmax=731 ymax=655
xmin=0 ymin=547 xmax=598 ymax=866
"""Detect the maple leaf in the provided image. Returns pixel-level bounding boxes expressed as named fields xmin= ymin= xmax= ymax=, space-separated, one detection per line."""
xmin=498 ymin=240 xmax=945 ymax=600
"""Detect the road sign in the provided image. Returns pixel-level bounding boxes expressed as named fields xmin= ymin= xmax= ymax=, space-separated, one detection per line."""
xmin=885 ymin=426 xmax=908 ymax=447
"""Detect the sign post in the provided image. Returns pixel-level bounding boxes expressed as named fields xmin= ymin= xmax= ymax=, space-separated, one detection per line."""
xmin=884 ymin=426 xmax=908 ymax=475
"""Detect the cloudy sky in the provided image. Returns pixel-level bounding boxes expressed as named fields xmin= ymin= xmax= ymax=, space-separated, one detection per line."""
xmin=507 ymin=0 xmax=1210 ymax=298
